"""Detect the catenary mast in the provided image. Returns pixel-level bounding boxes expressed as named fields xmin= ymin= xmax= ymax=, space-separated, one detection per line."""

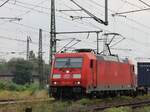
xmin=50 ymin=0 xmax=56 ymax=75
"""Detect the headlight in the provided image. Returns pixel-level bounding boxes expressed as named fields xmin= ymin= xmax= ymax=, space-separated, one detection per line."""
xmin=75 ymin=81 xmax=81 ymax=85
xmin=77 ymin=81 xmax=80 ymax=85
xmin=73 ymin=74 xmax=81 ymax=79
xmin=53 ymin=82 xmax=57 ymax=85
xmin=53 ymin=74 xmax=61 ymax=79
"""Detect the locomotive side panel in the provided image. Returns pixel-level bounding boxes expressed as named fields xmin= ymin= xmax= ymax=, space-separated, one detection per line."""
xmin=82 ymin=56 xmax=93 ymax=89
xmin=96 ymin=60 xmax=135 ymax=90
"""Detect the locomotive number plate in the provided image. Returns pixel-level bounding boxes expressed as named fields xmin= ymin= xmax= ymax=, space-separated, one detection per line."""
xmin=63 ymin=74 xmax=71 ymax=79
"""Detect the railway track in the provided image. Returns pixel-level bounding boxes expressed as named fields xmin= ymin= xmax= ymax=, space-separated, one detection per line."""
xmin=0 ymin=98 xmax=54 ymax=105
xmin=86 ymin=99 xmax=150 ymax=111
xmin=1 ymin=98 xmax=150 ymax=112
xmin=70 ymin=99 xmax=150 ymax=112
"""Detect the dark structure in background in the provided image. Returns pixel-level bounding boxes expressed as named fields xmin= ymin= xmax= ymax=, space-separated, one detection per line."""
xmin=138 ymin=62 xmax=150 ymax=87
xmin=38 ymin=29 xmax=45 ymax=88
xmin=50 ymin=0 xmax=56 ymax=66
xmin=0 ymin=74 xmax=39 ymax=82
xmin=26 ymin=36 xmax=31 ymax=60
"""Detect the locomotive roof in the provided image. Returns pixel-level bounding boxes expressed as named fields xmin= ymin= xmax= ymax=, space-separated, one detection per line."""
xmin=96 ymin=55 xmax=129 ymax=63
xmin=55 ymin=52 xmax=129 ymax=64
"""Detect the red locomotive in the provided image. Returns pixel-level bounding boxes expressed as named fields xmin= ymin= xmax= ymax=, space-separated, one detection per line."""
xmin=50 ymin=49 xmax=137 ymax=99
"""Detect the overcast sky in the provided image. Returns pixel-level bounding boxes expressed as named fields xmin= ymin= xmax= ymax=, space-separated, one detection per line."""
xmin=0 ymin=0 xmax=150 ymax=64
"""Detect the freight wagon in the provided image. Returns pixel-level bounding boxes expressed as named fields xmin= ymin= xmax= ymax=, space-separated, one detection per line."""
xmin=138 ymin=62 xmax=150 ymax=89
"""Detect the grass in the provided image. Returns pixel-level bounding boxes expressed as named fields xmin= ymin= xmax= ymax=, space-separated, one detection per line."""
xmin=0 ymin=81 xmax=150 ymax=112
xmin=0 ymin=96 xmax=150 ymax=112
xmin=0 ymin=81 xmax=40 ymax=92
xmin=0 ymin=101 xmax=53 ymax=112
xmin=103 ymin=107 xmax=132 ymax=112
xmin=134 ymin=106 xmax=150 ymax=112
xmin=0 ymin=81 xmax=52 ymax=112
xmin=2 ymin=102 xmax=150 ymax=112
xmin=0 ymin=81 xmax=49 ymax=100
xmin=0 ymin=90 xmax=49 ymax=100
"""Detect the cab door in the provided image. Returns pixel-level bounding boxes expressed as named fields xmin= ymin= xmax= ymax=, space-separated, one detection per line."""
xmin=90 ymin=59 xmax=97 ymax=88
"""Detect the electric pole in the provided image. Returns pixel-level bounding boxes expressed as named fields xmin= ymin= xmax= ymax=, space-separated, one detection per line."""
xmin=38 ymin=29 xmax=44 ymax=88
xmin=70 ymin=0 xmax=108 ymax=25
xmin=26 ymin=36 xmax=31 ymax=60
xmin=50 ymin=0 xmax=56 ymax=75
xmin=105 ymin=0 xmax=108 ymax=25
xmin=96 ymin=32 xmax=100 ymax=54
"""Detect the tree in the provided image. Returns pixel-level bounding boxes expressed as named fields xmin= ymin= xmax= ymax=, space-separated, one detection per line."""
xmin=0 ymin=59 xmax=8 ymax=74
xmin=8 ymin=58 xmax=33 ymax=85
xmin=29 ymin=50 xmax=36 ymax=60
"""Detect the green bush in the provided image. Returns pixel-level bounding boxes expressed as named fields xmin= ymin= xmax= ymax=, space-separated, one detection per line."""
xmin=24 ymin=83 xmax=40 ymax=93
xmin=0 ymin=81 xmax=6 ymax=90
xmin=11 ymin=59 xmax=33 ymax=85
xmin=0 ymin=81 xmax=39 ymax=92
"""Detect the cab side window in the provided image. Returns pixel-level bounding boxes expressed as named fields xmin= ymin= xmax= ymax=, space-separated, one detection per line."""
xmin=90 ymin=60 xmax=93 ymax=68
xmin=132 ymin=65 xmax=135 ymax=72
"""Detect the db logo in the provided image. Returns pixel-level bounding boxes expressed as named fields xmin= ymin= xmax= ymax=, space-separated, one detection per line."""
xmin=63 ymin=74 xmax=70 ymax=79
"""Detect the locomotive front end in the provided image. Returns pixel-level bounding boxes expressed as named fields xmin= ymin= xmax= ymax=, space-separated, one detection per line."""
xmin=50 ymin=55 xmax=86 ymax=99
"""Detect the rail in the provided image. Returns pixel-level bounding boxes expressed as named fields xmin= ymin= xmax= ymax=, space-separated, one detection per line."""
xmin=87 ymin=99 xmax=150 ymax=111
xmin=0 ymin=98 xmax=53 ymax=105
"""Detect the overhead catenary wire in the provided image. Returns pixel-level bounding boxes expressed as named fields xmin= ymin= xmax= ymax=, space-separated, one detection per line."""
xmin=0 ymin=0 xmax=131 ymax=38
xmin=15 ymin=0 xmax=50 ymax=17
xmin=10 ymin=21 xmax=50 ymax=33
xmin=78 ymin=21 xmax=150 ymax=51
xmin=11 ymin=0 xmax=50 ymax=10
xmin=0 ymin=34 xmax=49 ymax=46
xmin=87 ymin=0 xmax=150 ymax=32
xmin=57 ymin=38 xmax=76 ymax=53
xmin=113 ymin=0 xmax=150 ymax=14
xmin=0 ymin=0 xmax=148 ymax=35
xmin=0 ymin=0 xmax=9 ymax=7
xmin=70 ymin=0 xmax=108 ymax=25
xmin=0 ymin=0 xmax=50 ymax=34
xmin=115 ymin=7 xmax=150 ymax=15
xmin=0 ymin=0 xmax=96 ymax=60
xmin=56 ymin=8 xmax=100 ymax=30
xmin=0 ymin=0 xmax=49 ymax=10
xmin=0 ymin=0 xmax=49 ymax=15
xmin=90 ymin=0 xmax=150 ymax=35
xmin=138 ymin=0 xmax=150 ymax=7
xmin=0 ymin=35 xmax=26 ymax=42
xmin=56 ymin=0 xmax=107 ymax=30
xmin=0 ymin=0 xmax=149 ymax=61
xmin=79 ymin=0 xmax=150 ymax=36
xmin=26 ymin=0 xmax=150 ymax=56
xmin=0 ymin=0 xmax=100 ymax=34
xmin=121 ymin=0 xmax=142 ymax=9
xmin=65 ymin=40 xmax=81 ymax=51
xmin=57 ymin=34 xmax=99 ymax=49
xmin=0 ymin=0 xmax=98 ymax=32
xmin=56 ymin=0 xmax=148 ymax=50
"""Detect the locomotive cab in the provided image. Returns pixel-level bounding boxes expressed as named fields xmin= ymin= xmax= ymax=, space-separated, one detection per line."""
xmin=50 ymin=50 xmax=96 ymax=98
xmin=52 ymin=57 xmax=83 ymax=86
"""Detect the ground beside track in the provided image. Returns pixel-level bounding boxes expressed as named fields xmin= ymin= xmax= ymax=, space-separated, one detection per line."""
xmin=1 ymin=93 xmax=150 ymax=112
